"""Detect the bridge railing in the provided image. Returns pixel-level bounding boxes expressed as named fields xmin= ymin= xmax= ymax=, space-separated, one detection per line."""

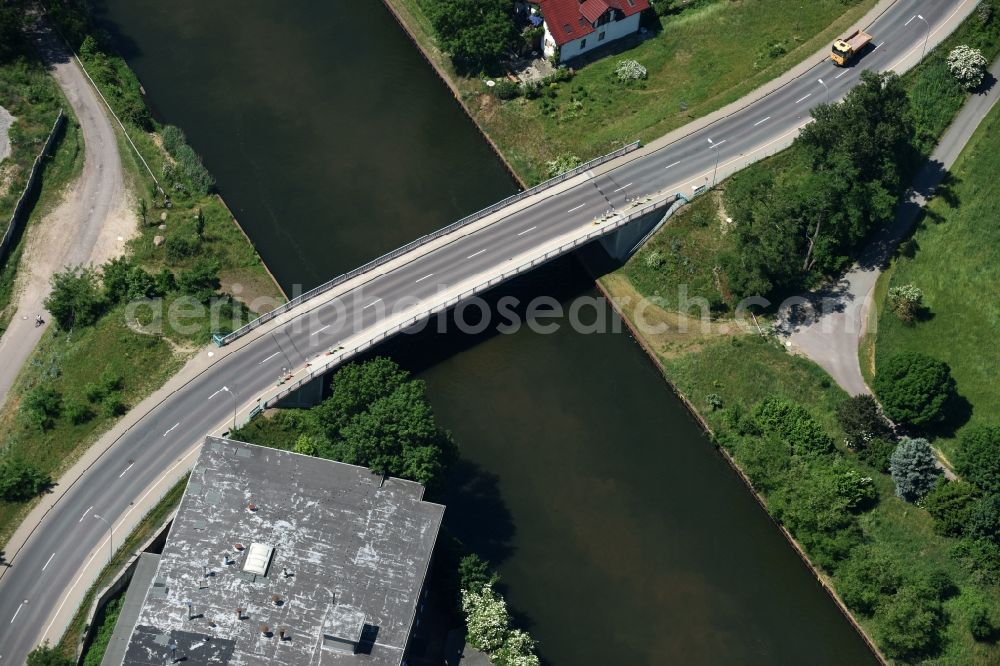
xmin=258 ymin=193 xmax=680 ymax=409
xmin=215 ymin=141 xmax=642 ymax=346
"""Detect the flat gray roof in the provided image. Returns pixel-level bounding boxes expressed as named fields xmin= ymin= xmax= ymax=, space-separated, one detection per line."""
xmin=118 ymin=437 xmax=444 ymax=666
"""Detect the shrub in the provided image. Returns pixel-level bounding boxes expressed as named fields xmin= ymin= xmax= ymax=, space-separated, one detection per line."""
xmin=955 ymin=424 xmax=1000 ymax=493
xmin=458 ymin=554 xmax=499 ymax=592
xmin=161 ymin=124 xmax=186 ymax=154
xmin=44 ymin=266 xmax=106 ymax=330
xmin=889 ymin=437 xmax=942 ymax=502
xmin=968 ymin=602 xmax=997 ymax=641
xmin=967 ymin=494 xmax=1000 ymax=545
xmin=947 ymin=44 xmax=988 ymax=90
xmin=27 ymin=643 xmax=73 ymax=666
xmin=23 ymin=386 xmax=63 ymax=430
xmin=856 ymin=437 xmax=897 ymax=473
xmin=643 ymin=249 xmax=665 ymax=269
xmin=922 ymin=479 xmax=978 ymax=537
xmin=876 ymin=586 xmax=943 ymax=660
xmin=165 ymin=235 xmax=201 ymax=262
xmin=752 ymin=396 xmax=833 ymax=456
xmin=0 ymin=459 xmax=50 ymax=501
xmin=836 ymin=549 xmax=903 ymax=616
xmin=177 ymin=259 xmax=221 ymax=303
xmin=615 ymin=59 xmax=647 ymax=82
xmin=836 ymin=394 xmax=892 ymax=449
xmin=544 ymin=154 xmax=582 ymax=178
xmin=65 ymin=397 xmax=95 ymax=425
xmin=101 ymin=392 xmax=127 ymax=418
xmin=493 ymin=79 xmax=520 ymax=100
xmin=492 ymin=629 xmax=539 ymax=666
xmin=887 ymin=283 xmax=924 ymax=323
xmin=874 ymin=352 xmax=956 ymax=427
xmin=461 ymin=583 xmax=510 ymax=653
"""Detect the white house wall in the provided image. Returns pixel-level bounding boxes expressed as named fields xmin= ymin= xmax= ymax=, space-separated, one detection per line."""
xmin=555 ymin=13 xmax=641 ymax=63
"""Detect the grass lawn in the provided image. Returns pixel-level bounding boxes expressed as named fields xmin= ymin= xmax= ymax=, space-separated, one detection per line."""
xmin=392 ymin=0 xmax=878 ymax=183
xmin=870 ymin=103 xmax=1000 ymax=462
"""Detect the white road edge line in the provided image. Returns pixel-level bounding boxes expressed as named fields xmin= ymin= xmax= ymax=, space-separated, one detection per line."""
xmin=753 ymin=116 xmax=771 ymax=127
xmin=795 ymin=93 xmax=811 ymax=104
xmin=163 ymin=423 xmax=180 ymax=437
xmin=611 ymin=182 xmax=633 ymax=193
xmin=118 ymin=462 xmax=134 ymax=479
xmin=363 ymin=298 xmax=382 ymax=309
xmin=78 ymin=506 xmax=93 ymax=523
xmin=663 ymin=161 xmax=681 ymax=170
xmin=259 ymin=351 xmax=280 ymax=364
xmin=567 ymin=203 xmax=586 ymax=213
xmin=42 ymin=553 xmax=55 ymax=572
xmin=516 ymin=226 xmax=536 ymax=236
xmin=414 ymin=273 xmax=434 ymax=283
xmin=311 ymin=324 xmax=330 ymax=336
xmin=11 ymin=602 xmax=24 ymax=624
xmin=467 ymin=249 xmax=486 ymax=259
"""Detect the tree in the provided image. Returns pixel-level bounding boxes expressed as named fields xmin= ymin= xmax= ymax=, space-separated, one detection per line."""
xmin=176 ymin=259 xmax=220 ymax=303
xmin=967 ymin=495 xmax=1000 ymax=545
xmin=875 ymin=586 xmax=943 ymax=660
xmin=0 ymin=459 xmax=50 ymax=501
xmin=947 ymin=45 xmax=988 ymax=90
xmin=27 ymin=644 xmax=73 ymax=666
xmin=424 ymin=0 xmax=517 ymax=73
xmin=195 ymin=208 xmax=206 ymax=239
xmin=44 ymin=266 xmax=106 ymax=329
xmin=955 ymin=424 xmax=1000 ymax=494
xmin=889 ymin=437 xmax=942 ymax=502
xmin=23 ymin=386 xmax=63 ymax=430
xmin=0 ymin=0 xmax=28 ymax=62
xmin=874 ymin=352 xmax=956 ymax=427
xmin=461 ymin=583 xmax=510 ymax=654
xmin=968 ymin=602 xmax=997 ymax=641
xmin=922 ymin=479 xmax=978 ymax=537
xmin=493 ymin=628 xmax=540 ymax=666
xmin=836 ymin=394 xmax=893 ymax=449
xmin=836 ymin=549 xmax=903 ymax=616
xmin=458 ymin=554 xmax=499 ymax=593
xmin=857 ymin=437 xmax=897 ymax=473
xmin=315 ymin=357 xmax=410 ymax=437
xmin=887 ymin=283 xmax=924 ymax=323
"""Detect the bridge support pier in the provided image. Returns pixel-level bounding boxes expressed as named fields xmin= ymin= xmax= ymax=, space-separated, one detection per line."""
xmin=597 ymin=197 xmax=687 ymax=263
xmin=272 ymin=374 xmax=326 ymax=409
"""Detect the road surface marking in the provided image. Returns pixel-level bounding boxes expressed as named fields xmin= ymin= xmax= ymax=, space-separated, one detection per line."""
xmin=835 ymin=70 xmax=846 ymax=79
xmin=467 ymin=249 xmax=487 ymax=259
xmin=118 ymin=462 xmax=134 ymax=479
xmin=753 ymin=116 xmax=771 ymax=127
xmin=567 ymin=203 xmax=586 ymax=213
xmin=516 ymin=226 xmax=536 ymax=236
xmin=611 ymin=182 xmax=633 ymax=193
xmin=42 ymin=553 xmax=55 ymax=572
xmin=163 ymin=423 xmax=180 ymax=437
xmin=795 ymin=93 xmax=811 ymax=104
xmin=663 ymin=161 xmax=681 ymax=170
xmin=872 ymin=41 xmax=884 ymax=51
xmin=905 ymin=14 xmax=916 ymax=26
xmin=79 ymin=506 xmax=93 ymax=523
xmin=311 ymin=325 xmax=330 ymax=336
xmin=708 ymin=139 xmax=726 ymax=148
xmin=889 ymin=1 xmax=973 ymax=73
xmin=207 ymin=388 xmax=225 ymax=400
xmin=259 ymin=351 xmax=280 ymax=364
xmin=10 ymin=602 xmax=23 ymax=624
xmin=363 ymin=298 xmax=382 ymax=309
xmin=414 ymin=273 xmax=434 ymax=283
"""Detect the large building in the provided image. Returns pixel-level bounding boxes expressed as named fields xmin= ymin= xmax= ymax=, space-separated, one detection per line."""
xmin=111 ymin=437 xmax=444 ymax=666
xmin=530 ymin=0 xmax=651 ymax=63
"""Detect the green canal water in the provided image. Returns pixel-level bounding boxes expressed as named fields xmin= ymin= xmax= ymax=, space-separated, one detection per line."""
xmin=97 ymin=1 xmax=876 ymax=663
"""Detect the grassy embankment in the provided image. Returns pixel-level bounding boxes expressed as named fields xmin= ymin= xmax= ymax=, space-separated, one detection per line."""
xmin=0 ymin=57 xmax=83 ymax=335
xmin=866 ymin=103 xmax=1000 ymax=464
xmin=389 ymin=0 xmax=878 ymax=183
xmin=600 ymin=8 xmax=1000 ymax=665
xmin=0 ymin=13 xmax=284 ymax=547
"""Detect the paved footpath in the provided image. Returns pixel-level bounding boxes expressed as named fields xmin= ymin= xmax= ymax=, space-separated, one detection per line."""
xmin=782 ymin=56 xmax=1000 ymax=396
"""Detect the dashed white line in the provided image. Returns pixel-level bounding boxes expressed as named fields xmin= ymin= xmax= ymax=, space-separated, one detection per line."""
xmin=904 ymin=15 xmax=916 ymax=26
xmin=118 ymin=462 xmax=135 ymax=479
xmin=414 ymin=273 xmax=434 ymax=283
xmin=611 ymin=182 xmax=633 ymax=193
xmin=363 ymin=298 xmax=382 ymax=309
xmin=753 ymin=116 xmax=771 ymax=127
xmin=567 ymin=203 xmax=586 ymax=213
xmin=663 ymin=160 xmax=681 ymax=170
xmin=42 ymin=552 xmax=55 ymax=572
xmin=516 ymin=226 xmax=537 ymax=236
xmin=835 ymin=70 xmax=847 ymax=79
xmin=207 ymin=388 xmax=225 ymax=400
xmin=311 ymin=324 xmax=330 ymax=336
xmin=259 ymin=351 xmax=280 ymax=364
xmin=872 ymin=41 xmax=884 ymax=51
xmin=467 ymin=249 xmax=486 ymax=259
xmin=163 ymin=423 xmax=180 ymax=437
xmin=79 ymin=506 xmax=93 ymax=523
xmin=10 ymin=602 xmax=24 ymax=624
xmin=708 ymin=139 xmax=727 ymax=148
xmin=795 ymin=93 xmax=812 ymax=104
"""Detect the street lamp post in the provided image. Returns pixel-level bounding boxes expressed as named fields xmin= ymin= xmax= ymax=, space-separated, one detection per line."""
xmin=707 ymin=137 xmax=721 ymax=188
xmin=93 ymin=514 xmax=113 ymax=563
xmin=221 ymin=385 xmax=237 ymax=432
xmin=917 ymin=14 xmax=930 ymax=59
xmin=818 ymin=78 xmax=829 ymax=104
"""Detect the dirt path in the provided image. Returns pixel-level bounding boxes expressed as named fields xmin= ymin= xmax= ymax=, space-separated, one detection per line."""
xmin=0 ymin=104 xmax=13 ymax=164
xmin=0 ymin=29 xmax=136 ymax=408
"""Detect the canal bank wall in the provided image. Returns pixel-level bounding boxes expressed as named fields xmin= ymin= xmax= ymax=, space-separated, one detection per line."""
xmin=381 ymin=2 xmax=889 ymax=662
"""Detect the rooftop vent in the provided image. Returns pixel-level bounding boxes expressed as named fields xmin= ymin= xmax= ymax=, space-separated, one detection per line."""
xmin=242 ymin=543 xmax=274 ymax=576
xmin=323 ymin=605 xmax=366 ymax=654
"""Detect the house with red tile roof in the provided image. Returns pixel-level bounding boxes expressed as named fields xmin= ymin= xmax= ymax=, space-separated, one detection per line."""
xmin=527 ymin=0 xmax=650 ymax=63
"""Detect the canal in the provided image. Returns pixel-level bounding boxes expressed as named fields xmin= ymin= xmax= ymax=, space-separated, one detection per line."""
xmin=97 ymin=1 xmax=876 ymax=663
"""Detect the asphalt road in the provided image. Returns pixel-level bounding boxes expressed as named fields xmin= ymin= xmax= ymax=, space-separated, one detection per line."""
xmin=0 ymin=1 xmax=974 ymax=662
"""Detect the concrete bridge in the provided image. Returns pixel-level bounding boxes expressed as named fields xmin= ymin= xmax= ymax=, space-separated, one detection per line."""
xmin=0 ymin=1 xmax=979 ymax=663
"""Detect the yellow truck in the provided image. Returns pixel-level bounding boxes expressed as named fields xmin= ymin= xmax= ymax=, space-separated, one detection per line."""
xmin=831 ymin=29 xmax=873 ymax=66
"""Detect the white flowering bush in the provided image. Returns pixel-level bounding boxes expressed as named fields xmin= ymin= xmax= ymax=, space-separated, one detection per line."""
xmin=461 ymin=584 xmax=510 ymax=653
xmin=947 ymin=45 xmax=988 ymax=90
xmin=545 ymin=154 xmax=582 ymax=178
xmin=615 ymin=59 xmax=648 ymax=82
xmin=887 ymin=283 xmax=924 ymax=322
xmin=493 ymin=629 xmax=540 ymax=666
xmin=644 ymin=249 xmax=665 ymax=269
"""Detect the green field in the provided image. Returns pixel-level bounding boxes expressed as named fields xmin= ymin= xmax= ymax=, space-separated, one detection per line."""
xmin=870 ymin=103 xmax=1000 ymax=462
